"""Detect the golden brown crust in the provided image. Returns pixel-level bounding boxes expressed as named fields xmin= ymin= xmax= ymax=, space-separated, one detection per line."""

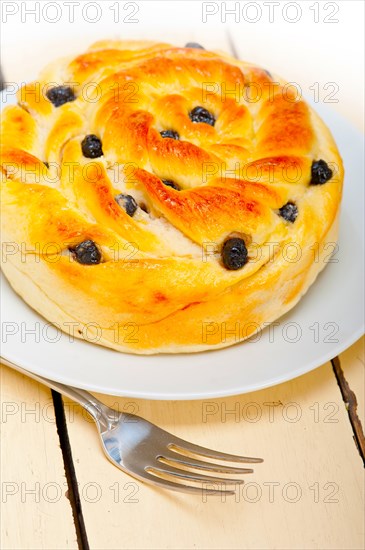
xmin=0 ymin=40 xmax=344 ymax=353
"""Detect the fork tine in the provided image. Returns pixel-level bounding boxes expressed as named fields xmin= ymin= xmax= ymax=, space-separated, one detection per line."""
xmin=159 ymin=454 xmax=254 ymax=474
xmin=141 ymin=471 xmax=236 ymax=496
xmin=147 ymin=465 xmax=245 ymax=486
xmin=168 ymin=439 xmax=263 ymax=464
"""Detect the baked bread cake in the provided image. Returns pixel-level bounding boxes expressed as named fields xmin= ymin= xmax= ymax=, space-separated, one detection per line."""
xmin=0 ymin=40 xmax=344 ymax=354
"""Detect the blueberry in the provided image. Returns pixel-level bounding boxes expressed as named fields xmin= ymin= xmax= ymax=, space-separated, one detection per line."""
xmin=189 ymin=106 xmax=216 ymax=126
xmin=162 ymin=179 xmax=180 ymax=190
xmin=311 ymin=160 xmax=333 ymax=185
xmin=81 ymin=134 xmax=103 ymax=158
xmin=46 ymin=85 xmax=76 ymax=107
xmin=160 ymin=130 xmax=180 ymax=140
xmin=185 ymin=42 xmax=205 ymax=49
xmin=221 ymin=238 xmax=248 ymax=270
xmin=115 ymin=194 xmax=138 ymax=217
xmin=70 ymin=240 xmax=101 ymax=265
xmin=278 ymin=202 xmax=298 ymax=223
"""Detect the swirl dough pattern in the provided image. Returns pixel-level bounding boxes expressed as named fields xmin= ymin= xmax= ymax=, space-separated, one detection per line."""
xmin=0 ymin=41 xmax=344 ymax=354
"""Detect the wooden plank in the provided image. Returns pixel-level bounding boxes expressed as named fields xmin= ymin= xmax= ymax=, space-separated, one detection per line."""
xmin=0 ymin=364 xmax=78 ymax=550
xmin=63 ymin=356 xmax=364 ymax=550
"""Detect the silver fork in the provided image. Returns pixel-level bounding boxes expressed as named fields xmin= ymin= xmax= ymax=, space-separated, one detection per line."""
xmin=2 ymin=358 xmax=263 ymax=495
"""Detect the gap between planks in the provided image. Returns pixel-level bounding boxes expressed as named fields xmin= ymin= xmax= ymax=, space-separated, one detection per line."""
xmin=52 ymin=391 xmax=90 ymax=550
xmin=331 ymin=357 xmax=365 ymax=465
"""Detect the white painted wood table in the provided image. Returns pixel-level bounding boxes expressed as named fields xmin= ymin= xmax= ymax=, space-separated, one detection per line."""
xmin=1 ymin=5 xmax=364 ymax=548
xmin=1 ymin=337 xmax=364 ymax=549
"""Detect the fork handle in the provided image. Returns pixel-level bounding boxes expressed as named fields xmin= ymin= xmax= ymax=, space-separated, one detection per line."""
xmin=1 ymin=357 xmax=112 ymax=429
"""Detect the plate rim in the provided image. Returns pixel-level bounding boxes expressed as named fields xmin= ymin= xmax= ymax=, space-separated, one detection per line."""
xmin=1 ymin=327 xmax=364 ymax=399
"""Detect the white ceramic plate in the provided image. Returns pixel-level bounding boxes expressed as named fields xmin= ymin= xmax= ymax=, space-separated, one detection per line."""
xmin=1 ymin=96 xmax=364 ymax=399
